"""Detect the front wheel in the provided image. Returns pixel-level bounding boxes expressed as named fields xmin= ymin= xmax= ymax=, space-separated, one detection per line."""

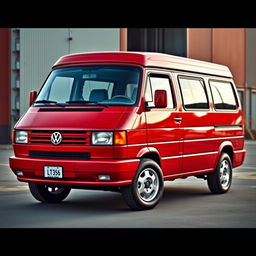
xmin=207 ymin=153 xmax=232 ymax=194
xmin=121 ymin=159 xmax=164 ymax=210
xmin=28 ymin=183 xmax=71 ymax=203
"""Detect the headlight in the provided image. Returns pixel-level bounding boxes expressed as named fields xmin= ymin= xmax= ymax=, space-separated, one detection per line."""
xmin=15 ymin=130 xmax=28 ymax=144
xmin=92 ymin=131 xmax=113 ymax=145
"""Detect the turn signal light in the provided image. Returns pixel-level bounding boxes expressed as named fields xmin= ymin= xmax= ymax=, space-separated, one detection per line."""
xmin=114 ymin=131 xmax=127 ymax=145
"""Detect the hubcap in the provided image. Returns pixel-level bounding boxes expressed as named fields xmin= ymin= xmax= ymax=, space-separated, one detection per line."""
xmin=136 ymin=168 xmax=160 ymax=202
xmin=219 ymin=159 xmax=231 ymax=189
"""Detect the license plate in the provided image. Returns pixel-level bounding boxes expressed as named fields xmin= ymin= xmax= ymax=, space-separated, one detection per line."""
xmin=44 ymin=166 xmax=63 ymax=178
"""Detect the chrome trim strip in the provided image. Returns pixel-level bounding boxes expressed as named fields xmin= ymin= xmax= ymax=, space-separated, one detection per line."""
xmin=184 ymin=136 xmax=244 ymax=143
xmin=183 ymin=151 xmax=218 ymax=158
xmin=162 ymin=151 xmax=218 ymax=160
xmin=162 ymin=155 xmax=183 ymax=160
xmin=126 ymin=140 xmax=180 ymax=147
xmin=116 ymin=159 xmax=140 ymax=163
xmin=214 ymin=125 xmax=242 ymax=131
xmin=119 ymin=136 xmax=244 ymax=147
xmin=234 ymin=149 xmax=246 ymax=154
xmin=184 ymin=126 xmax=214 ymax=131
xmin=164 ymin=168 xmax=213 ymax=179
xmin=127 ymin=143 xmax=147 ymax=147
xmin=148 ymin=140 xmax=180 ymax=145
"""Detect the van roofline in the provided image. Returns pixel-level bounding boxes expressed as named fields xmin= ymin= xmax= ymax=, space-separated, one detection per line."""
xmin=53 ymin=51 xmax=232 ymax=78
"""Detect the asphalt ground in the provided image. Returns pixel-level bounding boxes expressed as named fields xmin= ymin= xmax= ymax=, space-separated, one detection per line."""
xmin=0 ymin=141 xmax=255 ymax=228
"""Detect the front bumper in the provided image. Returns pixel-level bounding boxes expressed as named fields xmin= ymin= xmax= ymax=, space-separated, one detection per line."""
xmin=9 ymin=156 xmax=140 ymax=187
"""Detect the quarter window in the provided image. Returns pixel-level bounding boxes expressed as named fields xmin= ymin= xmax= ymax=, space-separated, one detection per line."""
xmin=210 ymin=80 xmax=237 ymax=110
xmin=145 ymin=74 xmax=174 ymax=108
xmin=179 ymin=76 xmax=209 ymax=110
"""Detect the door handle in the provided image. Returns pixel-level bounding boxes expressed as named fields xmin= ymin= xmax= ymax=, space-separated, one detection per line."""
xmin=173 ymin=117 xmax=182 ymax=122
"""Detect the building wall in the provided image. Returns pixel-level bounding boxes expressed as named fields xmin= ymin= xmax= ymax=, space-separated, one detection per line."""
xmin=187 ymin=28 xmax=212 ymax=62
xmin=128 ymin=28 xmax=187 ymax=57
xmin=246 ymin=29 xmax=256 ymax=126
xmin=246 ymin=29 xmax=256 ymax=86
xmin=212 ymin=28 xmax=245 ymax=87
xmin=188 ymin=28 xmax=246 ymax=87
xmin=19 ymin=29 xmax=70 ymax=115
xmin=19 ymin=28 xmax=120 ymax=116
xmin=0 ymin=29 xmax=10 ymax=143
xmin=188 ymin=28 xmax=256 ymax=131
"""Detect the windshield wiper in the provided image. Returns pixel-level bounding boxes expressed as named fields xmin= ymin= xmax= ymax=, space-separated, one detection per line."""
xmin=33 ymin=100 xmax=65 ymax=106
xmin=65 ymin=100 xmax=108 ymax=107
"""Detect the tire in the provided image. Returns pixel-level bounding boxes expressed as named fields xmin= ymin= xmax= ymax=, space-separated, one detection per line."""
xmin=28 ymin=183 xmax=71 ymax=203
xmin=121 ymin=158 xmax=164 ymax=210
xmin=207 ymin=153 xmax=232 ymax=194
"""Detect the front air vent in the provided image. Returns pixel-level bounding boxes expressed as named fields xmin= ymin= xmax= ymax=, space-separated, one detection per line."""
xmin=38 ymin=108 xmax=103 ymax=112
xmin=29 ymin=151 xmax=90 ymax=159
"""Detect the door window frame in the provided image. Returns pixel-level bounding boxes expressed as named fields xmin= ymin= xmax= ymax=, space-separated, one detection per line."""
xmin=178 ymin=74 xmax=210 ymax=112
xmin=144 ymin=70 xmax=177 ymax=110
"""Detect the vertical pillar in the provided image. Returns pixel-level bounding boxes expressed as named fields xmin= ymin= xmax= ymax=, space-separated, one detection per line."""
xmin=120 ymin=28 xmax=127 ymax=51
xmin=0 ymin=28 xmax=11 ymax=144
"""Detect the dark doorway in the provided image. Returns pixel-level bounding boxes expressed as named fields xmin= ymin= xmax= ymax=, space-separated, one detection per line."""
xmin=127 ymin=28 xmax=187 ymax=57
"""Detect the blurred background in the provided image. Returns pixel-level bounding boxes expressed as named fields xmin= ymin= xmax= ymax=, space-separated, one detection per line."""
xmin=0 ymin=28 xmax=256 ymax=144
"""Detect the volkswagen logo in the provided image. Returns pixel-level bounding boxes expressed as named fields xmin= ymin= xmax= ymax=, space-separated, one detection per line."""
xmin=51 ymin=132 xmax=62 ymax=145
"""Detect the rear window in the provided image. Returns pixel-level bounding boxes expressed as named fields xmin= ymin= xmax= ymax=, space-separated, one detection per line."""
xmin=178 ymin=76 xmax=209 ymax=110
xmin=209 ymin=80 xmax=237 ymax=110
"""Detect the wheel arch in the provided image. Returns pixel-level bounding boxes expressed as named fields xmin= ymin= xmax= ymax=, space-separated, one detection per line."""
xmin=216 ymin=141 xmax=234 ymax=168
xmin=136 ymin=147 xmax=161 ymax=167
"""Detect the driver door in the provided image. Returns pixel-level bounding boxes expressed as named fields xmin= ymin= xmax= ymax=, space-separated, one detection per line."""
xmin=145 ymin=71 xmax=182 ymax=177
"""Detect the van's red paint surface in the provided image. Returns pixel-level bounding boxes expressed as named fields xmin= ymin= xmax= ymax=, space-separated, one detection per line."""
xmin=9 ymin=52 xmax=246 ymax=188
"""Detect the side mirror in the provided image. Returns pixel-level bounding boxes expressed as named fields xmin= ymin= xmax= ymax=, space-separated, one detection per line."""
xmin=154 ymin=90 xmax=167 ymax=108
xmin=29 ymin=90 xmax=37 ymax=106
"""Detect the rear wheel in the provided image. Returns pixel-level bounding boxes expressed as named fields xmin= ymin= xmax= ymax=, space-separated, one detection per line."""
xmin=207 ymin=153 xmax=232 ymax=194
xmin=121 ymin=158 xmax=164 ymax=210
xmin=28 ymin=183 xmax=71 ymax=203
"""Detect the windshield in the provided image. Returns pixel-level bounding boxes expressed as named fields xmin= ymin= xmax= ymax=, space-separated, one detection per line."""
xmin=35 ymin=65 xmax=141 ymax=107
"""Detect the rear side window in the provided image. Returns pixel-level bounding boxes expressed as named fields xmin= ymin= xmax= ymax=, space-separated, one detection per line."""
xmin=178 ymin=76 xmax=209 ymax=110
xmin=209 ymin=80 xmax=237 ymax=110
xmin=145 ymin=74 xmax=174 ymax=108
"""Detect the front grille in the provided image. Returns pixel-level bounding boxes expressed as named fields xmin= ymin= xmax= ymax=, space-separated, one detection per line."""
xmin=29 ymin=151 xmax=90 ymax=159
xmin=29 ymin=130 xmax=90 ymax=145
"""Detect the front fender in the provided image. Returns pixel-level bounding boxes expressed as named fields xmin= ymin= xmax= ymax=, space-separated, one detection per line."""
xmin=136 ymin=146 xmax=160 ymax=158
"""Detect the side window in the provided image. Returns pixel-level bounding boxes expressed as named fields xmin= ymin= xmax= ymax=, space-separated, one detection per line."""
xmin=145 ymin=74 xmax=174 ymax=108
xmin=48 ymin=76 xmax=74 ymax=102
xmin=209 ymin=80 xmax=237 ymax=110
xmin=179 ymin=76 xmax=209 ymax=110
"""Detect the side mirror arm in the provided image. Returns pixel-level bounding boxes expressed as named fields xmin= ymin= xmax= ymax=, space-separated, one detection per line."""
xmin=29 ymin=90 xmax=37 ymax=106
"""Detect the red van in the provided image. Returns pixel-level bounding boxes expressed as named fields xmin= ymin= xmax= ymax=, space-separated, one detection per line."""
xmin=9 ymin=52 xmax=246 ymax=210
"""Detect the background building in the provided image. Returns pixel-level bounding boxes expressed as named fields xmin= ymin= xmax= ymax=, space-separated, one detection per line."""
xmin=0 ymin=28 xmax=256 ymax=144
